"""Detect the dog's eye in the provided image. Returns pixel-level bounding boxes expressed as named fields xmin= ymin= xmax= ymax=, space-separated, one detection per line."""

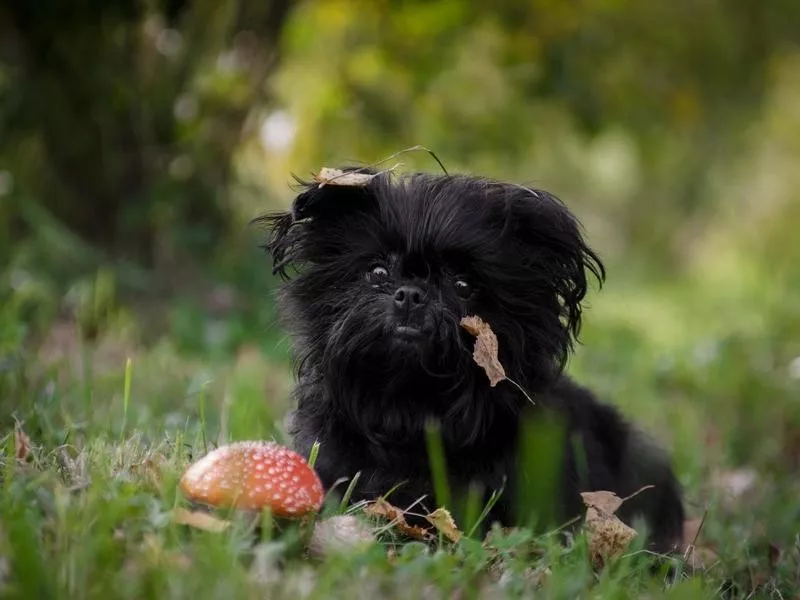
xmin=366 ymin=264 xmax=390 ymax=284
xmin=454 ymin=278 xmax=473 ymax=299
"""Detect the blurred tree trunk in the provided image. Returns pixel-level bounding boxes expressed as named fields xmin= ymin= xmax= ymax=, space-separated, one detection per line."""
xmin=0 ymin=0 xmax=293 ymax=265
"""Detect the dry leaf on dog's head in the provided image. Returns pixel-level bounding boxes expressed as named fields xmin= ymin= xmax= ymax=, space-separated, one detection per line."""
xmin=460 ymin=316 xmax=506 ymax=387
xmin=424 ymin=508 xmax=463 ymax=543
xmin=314 ymin=167 xmax=376 ymax=188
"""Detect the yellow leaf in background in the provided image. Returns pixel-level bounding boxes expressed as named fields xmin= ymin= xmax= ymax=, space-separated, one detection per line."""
xmin=424 ymin=508 xmax=463 ymax=543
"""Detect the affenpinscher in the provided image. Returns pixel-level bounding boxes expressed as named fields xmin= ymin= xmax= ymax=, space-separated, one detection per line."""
xmin=262 ymin=169 xmax=684 ymax=552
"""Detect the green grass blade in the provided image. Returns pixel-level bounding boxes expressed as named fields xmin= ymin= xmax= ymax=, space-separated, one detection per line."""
xmin=424 ymin=419 xmax=451 ymax=511
xmin=515 ymin=410 xmax=567 ymax=533
xmin=307 ymin=440 xmax=321 ymax=469
xmin=120 ymin=357 xmax=132 ymax=441
xmin=337 ymin=471 xmax=362 ymax=514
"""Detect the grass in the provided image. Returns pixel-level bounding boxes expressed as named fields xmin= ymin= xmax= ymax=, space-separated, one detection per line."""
xmin=1 ymin=253 xmax=799 ymax=599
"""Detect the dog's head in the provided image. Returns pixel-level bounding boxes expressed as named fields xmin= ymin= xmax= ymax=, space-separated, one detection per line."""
xmin=261 ymin=170 xmax=603 ymax=441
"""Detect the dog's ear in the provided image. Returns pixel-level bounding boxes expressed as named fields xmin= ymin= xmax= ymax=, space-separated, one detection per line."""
xmin=256 ymin=167 xmax=379 ymax=279
xmin=506 ymin=185 xmax=605 ymax=341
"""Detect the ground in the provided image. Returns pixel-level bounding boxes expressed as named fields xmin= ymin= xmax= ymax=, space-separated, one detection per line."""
xmin=1 ymin=261 xmax=799 ymax=600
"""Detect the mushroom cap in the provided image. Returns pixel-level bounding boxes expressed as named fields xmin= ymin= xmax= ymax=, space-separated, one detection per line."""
xmin=179 ymin=441 xmax=324 ymax=517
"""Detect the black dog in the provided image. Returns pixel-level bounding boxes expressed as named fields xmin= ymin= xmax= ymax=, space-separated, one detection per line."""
xmin=262 ymin=169 xmax=684 ymax=552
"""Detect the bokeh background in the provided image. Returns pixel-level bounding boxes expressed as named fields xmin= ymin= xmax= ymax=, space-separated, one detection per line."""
xmin=2 ymin=0 xmax=800 ymax=561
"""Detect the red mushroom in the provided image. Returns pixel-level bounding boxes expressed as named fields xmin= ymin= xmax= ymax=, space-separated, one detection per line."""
xmin=179 ymin=441 xmax=324 ymax=518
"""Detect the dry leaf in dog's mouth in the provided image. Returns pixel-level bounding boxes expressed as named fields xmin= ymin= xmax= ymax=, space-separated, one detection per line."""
xmin=460 ymin=316 xmax=507 ymax=387
xmin=313 ymin=167 xmax=376 ymax=187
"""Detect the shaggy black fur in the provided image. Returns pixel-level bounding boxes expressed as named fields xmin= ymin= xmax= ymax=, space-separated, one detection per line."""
xmin=261 ymin=169 xmax=684 ymax=552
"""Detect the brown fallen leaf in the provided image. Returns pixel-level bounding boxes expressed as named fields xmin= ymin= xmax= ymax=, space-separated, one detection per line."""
xmin=424 ymin=507 xmax=462 ymax=543
xmin=585 ymin=516 xmax=637 ymax=569
xmin=14 ymin=424 xmax=32 ymax=462
xmin=314 ymin=167 xmax=376 ymax=188
xmin=364 ymin=498 xmax=432 ymax=541
xmin=172 ymin=508 xmax=231 ymax=533
xmin=460 ymin=316 xmax=506 ymax=387
xmin=580 ymin=488 xmax=653 ymax=569
xmin=580 ymin=490 xmax=625 ymax=516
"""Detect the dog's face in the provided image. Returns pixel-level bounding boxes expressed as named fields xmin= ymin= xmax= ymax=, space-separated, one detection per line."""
xmin=264 ymin=171 xmax=603 ymax=438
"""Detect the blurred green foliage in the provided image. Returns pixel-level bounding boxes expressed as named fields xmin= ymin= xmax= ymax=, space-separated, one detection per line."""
xmin=0 ymin=0 xmax=292 ymax=266
xmin=272 ymin=0 xmax=800 ymax=268
xmin=2 ymin=0 xmax=800 ymax=273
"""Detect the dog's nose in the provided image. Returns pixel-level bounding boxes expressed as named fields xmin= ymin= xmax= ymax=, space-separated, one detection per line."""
xmin=394 ymin=285 xmax=426 ymax=312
